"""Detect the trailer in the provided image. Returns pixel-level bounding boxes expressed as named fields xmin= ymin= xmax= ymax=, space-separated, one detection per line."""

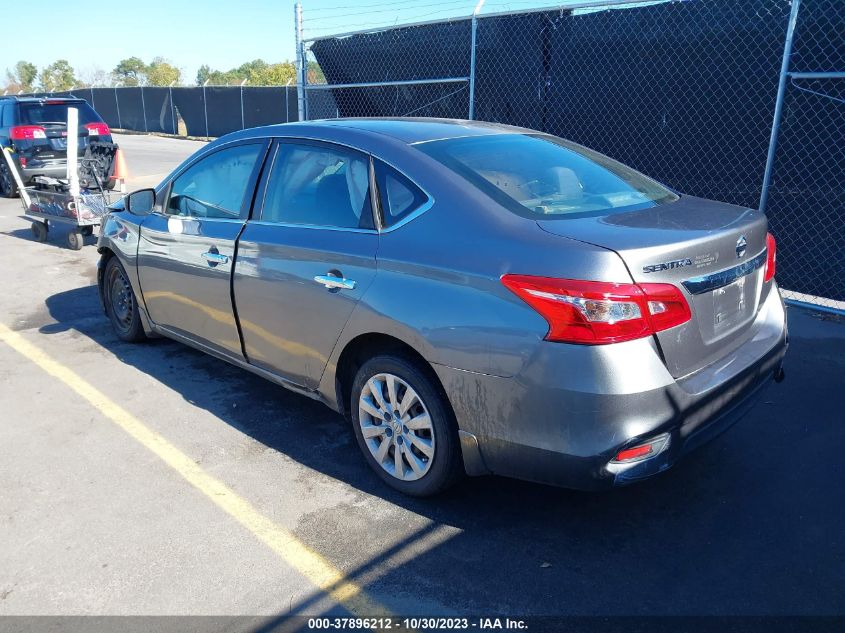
xmin=3 ymin=138 xmax=120 ymax=250
xmin=23 ymin=180 xmax=119 ymax=250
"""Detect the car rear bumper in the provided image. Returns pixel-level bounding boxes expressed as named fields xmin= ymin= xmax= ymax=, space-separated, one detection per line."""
xmin=20 ymin=163 xmax=68 ymax=183
xmin=434 ymin=284 xmax=788 ymax=490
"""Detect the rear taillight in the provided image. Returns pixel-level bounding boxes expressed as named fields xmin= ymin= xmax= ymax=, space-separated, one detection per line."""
xmin=10 ymin=125 xmax=46 ymax=140
xmin=764 ymin=232 xmax=776 ymax=282
xmin=501 ymin=275 xmax=691 ymax=345
xmin=85 ymin=122 xmax=110 ymax=136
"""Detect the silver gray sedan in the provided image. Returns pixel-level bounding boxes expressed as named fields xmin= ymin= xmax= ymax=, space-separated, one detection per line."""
xmin=98 ymin=119 xmax=787 ymax=496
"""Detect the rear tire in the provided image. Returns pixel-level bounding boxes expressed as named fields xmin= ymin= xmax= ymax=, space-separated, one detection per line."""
xmin=351 ymin=355 xmax=463 ymax=496
xmin=103 ymin=257 xmax=146 ymax=343
xmin=0 ymin=159 xmax=18 ymax=199
xmin=31 ymin=221 xmax=48 ymax=242
xmin=67 ymin=230 xmax=84 ymax=250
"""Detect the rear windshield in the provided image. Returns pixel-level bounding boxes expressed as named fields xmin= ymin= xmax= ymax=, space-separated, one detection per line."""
xmin=417 ymin=134 xmax=678 ymax=219
xmin=21 ymin=102 xmax=101 ymax=126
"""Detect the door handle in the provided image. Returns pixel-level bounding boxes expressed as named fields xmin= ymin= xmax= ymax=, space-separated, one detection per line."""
xmin=202 ymin=251 xmax=229 ymax=265
xmin=314 ymin=275 xmax=356 ymax=290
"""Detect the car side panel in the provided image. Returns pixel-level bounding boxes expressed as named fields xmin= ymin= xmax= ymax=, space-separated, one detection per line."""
xmin=316 ymin=187 xmax=634 ymax=409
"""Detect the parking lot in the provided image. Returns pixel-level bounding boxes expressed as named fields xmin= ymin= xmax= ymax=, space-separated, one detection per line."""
xmin=0 ymin=134 xmax=843 ymax=620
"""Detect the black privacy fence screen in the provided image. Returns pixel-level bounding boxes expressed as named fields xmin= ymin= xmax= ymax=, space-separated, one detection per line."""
xmin=301 ymin=0 xmax=844 ymax=309
xmin=24 ymin=86 xmax=299 ymax=138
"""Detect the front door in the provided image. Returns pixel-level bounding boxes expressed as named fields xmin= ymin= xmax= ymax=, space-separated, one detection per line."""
xmin=233 ymin=139 xmax=379 ymax=387
xmin=137 ymin=140 xmax=268 ymax=359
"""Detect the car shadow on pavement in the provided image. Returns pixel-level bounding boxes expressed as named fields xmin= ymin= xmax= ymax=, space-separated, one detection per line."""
xmin=35 ymin=284 xmax=845 ymax=617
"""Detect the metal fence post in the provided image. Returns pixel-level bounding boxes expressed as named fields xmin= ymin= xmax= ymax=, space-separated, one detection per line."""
xmin=240 ymin=79 xmax=247 ymax=130
xmin=295 ymin=1 xmax=307 ymax=121
xmin=114 ymin=86 xmax=122 ymax=129
xmin=169 ymin=82 xmax=177 ymax=135
xmin=759 ymin=0 xmax=802 ymax=214
xmin=203 ymin=79 xmax=210 ymax=137
xmin=140 ymin=85 xmax=149 ymax=133
xmin=468 ymin=0 xmax=486 ymax=120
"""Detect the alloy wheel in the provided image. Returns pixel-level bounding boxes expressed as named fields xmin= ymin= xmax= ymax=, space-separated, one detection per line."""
xmin=358 ymin=372 xmax=435 ymax=481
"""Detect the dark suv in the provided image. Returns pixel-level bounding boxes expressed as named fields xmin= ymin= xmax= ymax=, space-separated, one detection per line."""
xmin=0 ymin=96 xmax=114 ymax=198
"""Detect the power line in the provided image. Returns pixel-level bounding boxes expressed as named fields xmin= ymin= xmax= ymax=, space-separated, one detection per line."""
xmin=306 ymin=0 xmax=475 ymax=13
xmin=304 ymin=1 xmax=477 ymax=22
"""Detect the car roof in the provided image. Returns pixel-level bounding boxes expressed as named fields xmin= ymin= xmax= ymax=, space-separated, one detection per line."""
xmin=231 ymin=118 xmax=536 ymax=146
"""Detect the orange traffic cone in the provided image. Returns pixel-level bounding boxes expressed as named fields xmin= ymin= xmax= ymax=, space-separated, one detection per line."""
xmin=111 ymin=147 xmax=129 ymax=193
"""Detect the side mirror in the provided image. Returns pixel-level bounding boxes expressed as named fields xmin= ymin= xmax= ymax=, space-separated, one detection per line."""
xmin=125 ymin=188 xmax=156 ymax=215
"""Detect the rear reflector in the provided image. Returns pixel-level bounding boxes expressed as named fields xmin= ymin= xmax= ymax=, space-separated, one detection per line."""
xmin=10 ymin=125 xmax=46 ymax=140
xmin=611 ymin=434 xmax=670 ymax=464
xmin=501 ymin=276 xmax=691 ymax=344
xmin=85 ymin=122 xmax=110 ymax=136
xmin=614 ymin=444 xmax=653 ymax=462
xmin=764 ymin=232 xmax=777 ymax=282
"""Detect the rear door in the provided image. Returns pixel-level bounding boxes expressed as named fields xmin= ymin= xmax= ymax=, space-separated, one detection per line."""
xmin=137 ymin=140 xmax=269 ymax=359
xmin=233 ymin=139 xmax=378 ymax=388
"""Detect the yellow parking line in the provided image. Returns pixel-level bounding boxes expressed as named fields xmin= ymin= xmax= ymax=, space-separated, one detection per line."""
xmin=0 ymin=323 xmax=389 ymax=617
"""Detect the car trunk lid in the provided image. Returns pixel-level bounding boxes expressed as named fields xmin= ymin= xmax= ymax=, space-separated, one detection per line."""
xmin=537 ymin=195 xmax=771 ymax=378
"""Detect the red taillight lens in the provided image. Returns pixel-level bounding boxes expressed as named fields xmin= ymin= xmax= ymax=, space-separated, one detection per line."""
xmin=10 ymin=125 xmax=46 ymax=140
xmin=501 ymin=275 xmax=691 ymax=345
xmin=85 ymin=122 xmax=110 ymax=136
xmin=764 ymin=232 xmax=776 ymax=282
xmin=639 ymin=282 xmax=692 ymax=332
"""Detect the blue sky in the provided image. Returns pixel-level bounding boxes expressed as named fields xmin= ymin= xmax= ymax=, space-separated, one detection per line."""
xmin=1 ymin=0 xmax=620 ymax=85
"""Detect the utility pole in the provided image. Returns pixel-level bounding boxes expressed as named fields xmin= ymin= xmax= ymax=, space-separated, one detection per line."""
xmin=295 ymin=2 xmax=306 ymax=121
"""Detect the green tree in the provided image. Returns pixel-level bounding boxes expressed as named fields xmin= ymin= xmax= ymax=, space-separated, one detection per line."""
xmin=196 ymin=64 xmax=211 ymax=86
xmin=250 ymin=62 xmax=296 ymax=86
xmin=236 ymin=59 xmax=268 ymax=78
xmin=112 ymin=57 xmax=147 ymax=86
xmin=306 ymin=61 xmax=325 ymax=85
xmin=6 ymin=60 xmax=38 ymax=92
xmin=39 ymin=60 xmax=77 ymax=92
xmin=146 ymin=57 xmax=181 ymax=86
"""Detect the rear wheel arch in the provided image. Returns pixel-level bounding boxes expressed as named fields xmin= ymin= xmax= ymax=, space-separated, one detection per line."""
xmin=97 ymin=247 xmax=116 ymax=311
xmin=339 ymin=334 xmax=465 ymax=495
xmin=334 ymin=333 xmax=451 ymax=421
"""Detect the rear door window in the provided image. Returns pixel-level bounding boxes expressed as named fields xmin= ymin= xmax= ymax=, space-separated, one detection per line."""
xmin=260 ymin=141 xmax=374 ymax=230
xmin=374 ymin=161 xmax=429 ymax=229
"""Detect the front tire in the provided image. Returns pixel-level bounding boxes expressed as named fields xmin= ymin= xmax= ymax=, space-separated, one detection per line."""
xmin=351 ymin=355 xmax=462 ymax=496
xmin=103 ymin=257 xmax=146 ymax=343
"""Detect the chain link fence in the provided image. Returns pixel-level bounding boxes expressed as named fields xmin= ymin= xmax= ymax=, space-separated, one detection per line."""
xmin=300 ymin=0 xmax=844 ymax=311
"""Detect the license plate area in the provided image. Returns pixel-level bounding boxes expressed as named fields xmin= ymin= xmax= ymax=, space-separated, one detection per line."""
xmin=713 ymin=276 xmax=748 ymax=331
